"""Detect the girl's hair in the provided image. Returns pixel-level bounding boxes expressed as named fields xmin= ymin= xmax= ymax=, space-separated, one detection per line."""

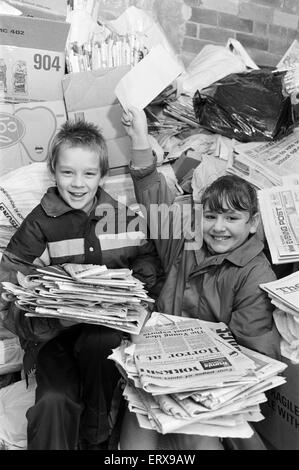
xmin=200 ymin=174 xmax=258 ymax=219
xmin=48 ymin=119 xmax=109 ymax=177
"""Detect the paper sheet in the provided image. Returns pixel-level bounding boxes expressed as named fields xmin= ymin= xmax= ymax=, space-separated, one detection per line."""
xmin=115 ymin=45 xmax=184 ymax=111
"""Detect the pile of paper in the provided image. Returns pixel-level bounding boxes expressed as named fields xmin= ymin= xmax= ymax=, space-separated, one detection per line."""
xmin=260 ymin=271 xmax=299 ymax=364
xmin=260 ymin=271 xmax=299 ymax=316
xmin=258 ymin=185 xmax=299 ymax=264
xmin=1 ymin=264 xmax=154 ymax=334
xmin=109 ymin=313 xmax=287 ymax=438
xmin=226 ymin=132 xmax=299 ymax=189
xmin=163 ymin=95 xmax=199 ymax=128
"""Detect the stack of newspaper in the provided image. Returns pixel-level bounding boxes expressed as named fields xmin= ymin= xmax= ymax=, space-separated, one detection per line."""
xmin=260 ymin=271 xmax=299 ymax=316
xmin=257 ymin=185 xmax=299 ymax=264
xmin=260 ymin=271 xmax=299 ymax=363
xmin=109 ymin=313 xmax=287 ymax=438
xmin=1 ymin=264 xmax=153 ymax=334
xmin=164 ymin=95 xmax=200 ymax=128
xmin=226 ymin=132 xmax=299 ymax=189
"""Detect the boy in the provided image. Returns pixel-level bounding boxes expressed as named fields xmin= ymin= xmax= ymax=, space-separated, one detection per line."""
xmin=0 ymin=119 xmax=161 ymax=450
xmin=119 ymin=108 xmax=281 ymax=450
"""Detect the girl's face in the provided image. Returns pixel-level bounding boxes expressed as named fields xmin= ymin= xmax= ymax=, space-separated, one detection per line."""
xmin=203 ymin=201 xmax=259 ymax=254
xmin=54 ymin=145 xmax=102 ymax=213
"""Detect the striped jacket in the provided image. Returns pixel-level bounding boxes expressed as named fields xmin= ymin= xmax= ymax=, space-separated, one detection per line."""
xmin=0 ymin=186 xmax=161 ymax=372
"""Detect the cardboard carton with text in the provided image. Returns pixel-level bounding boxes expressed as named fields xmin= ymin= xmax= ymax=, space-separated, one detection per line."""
xmin=63 ymin=66 xmax=132 ymax=172
xmin=0 ymin=14 xmax=69 ymax=102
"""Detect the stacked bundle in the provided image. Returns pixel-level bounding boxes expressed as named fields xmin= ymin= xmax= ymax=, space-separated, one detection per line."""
xmin=1 ymin=264 xmax=153 ymax=335
xmin=226 ymin=133 xmax=299 ymax=190
xmin=109 ymin=313 xmax=287 ymax=438
xmin=258 ymin=185 xmax=299 ymax=264
xmin=260 ymin=271 xmax=299 ymax=363
xmin=164 ymin=95 xmax=199 ymax=128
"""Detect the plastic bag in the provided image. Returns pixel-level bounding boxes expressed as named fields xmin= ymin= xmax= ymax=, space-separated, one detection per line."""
xmin=0 ymin=378 xmax=36 ymax=449
xmin=191 ymin=155 xmax=227 ymax=203
xmin=0 ymin=162 xmax=52 ymax=228
xmin=193 ymin=70 xmax=294 ymax=142
xmin=177 ymin=44 xmax=246 ymax=96
xmin=107 ymin=6 xmax=181 ymax=65
xmin=273 ymin=309 xmax=299 ymax=364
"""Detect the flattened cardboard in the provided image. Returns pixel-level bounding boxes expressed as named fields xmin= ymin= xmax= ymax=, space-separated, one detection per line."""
xmin=63 ymin=67 xmax=132 ymax=171
xmin=0 ymin=100 xmax=66 ymax=175
xmin=62 ymin=66 xmax=131 ymax=111
xmin=255 ymin=357 xmax=299 ymax=450
xmin=0 ymin=14 xmax=69 ymax=102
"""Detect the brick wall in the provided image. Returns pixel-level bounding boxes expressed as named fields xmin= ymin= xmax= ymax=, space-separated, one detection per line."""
xmin=182 ymin=0 xmax=299 ymax=67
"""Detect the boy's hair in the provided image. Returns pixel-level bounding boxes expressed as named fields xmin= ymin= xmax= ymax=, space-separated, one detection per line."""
xmin=48 ymin=119 xmax=109 ymax=177
xmin=200 ymin=174 xmax=258 ymax=219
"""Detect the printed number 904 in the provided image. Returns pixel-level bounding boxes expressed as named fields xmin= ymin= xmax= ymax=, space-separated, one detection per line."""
xmin=33 ymin=54 xmax=61 ymax=72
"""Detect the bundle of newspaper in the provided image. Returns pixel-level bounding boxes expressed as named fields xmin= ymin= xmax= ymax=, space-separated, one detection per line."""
xmin=260 ymin=271 xmax=299 ymax=364
xmin=257 ymin=185 xmax=299 ymax=264
xmin=109 ymin=313 xmax=287 ymax=438
xmin=260 ymin=271 xmax=299 ymax=316
xmin=164 ymin=95 xmax=200 ymax=128
xmin=1 ymin=264 xmax=154 ymax=334
xmin=226 ymin=131 xmax=299 ymax=189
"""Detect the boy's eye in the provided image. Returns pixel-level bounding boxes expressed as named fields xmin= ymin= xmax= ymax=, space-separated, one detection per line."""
xmin=204 ymin=214 xmax=216 ymax=220
xmin=61 ymin=170 xmax=72 ymax=175
xmin=86 ymin=172 xmax=97 ymax=176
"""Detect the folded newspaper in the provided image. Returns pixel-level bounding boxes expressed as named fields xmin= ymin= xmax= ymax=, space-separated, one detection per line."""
xmin=109 ymin=312 xmax=287 ymax=438
xmin=226 ymin=132 xmax=299 ymax=189
xmin=258 ymin=185 xmax=299 ymax=264
xmin=1 ymin=264 xmax=154 ymax=335
xmin=260 ymin=271 xmax=299 ymax=364
xmin=260 ymin=270 xmax=299 ymax=315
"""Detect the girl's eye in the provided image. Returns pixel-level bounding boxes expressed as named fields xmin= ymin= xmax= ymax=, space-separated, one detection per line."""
xmin=86 ymin=172 xmax=97 ymax=177
xmin=62 ymin=171 xmax=72 ymax=175
xmin=204 ymin=214 xmax=216 ymax=220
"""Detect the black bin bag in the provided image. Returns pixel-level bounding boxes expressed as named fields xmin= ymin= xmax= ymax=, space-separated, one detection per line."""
xmin=193 ymin=69 xmax=294 ymax=142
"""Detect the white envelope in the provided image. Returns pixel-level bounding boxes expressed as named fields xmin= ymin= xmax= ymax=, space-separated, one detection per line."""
xmin=115 ymin=44 xmax=184 ymax=111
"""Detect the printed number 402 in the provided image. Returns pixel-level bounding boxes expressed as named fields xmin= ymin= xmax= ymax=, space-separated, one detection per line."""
xmin=33 ymin=54 xmax=61 ymax=71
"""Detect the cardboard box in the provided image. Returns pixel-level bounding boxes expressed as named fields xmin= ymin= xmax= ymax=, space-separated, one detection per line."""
xmin=254 ymin=357 xmax=299 ymax=450
xmin=62 ymin=67 xmax=132 ymax=171
xmin=0 ymin=100 xmax=66 ymax=175
xmin=0 ymin=14 xmax=69 ymax=102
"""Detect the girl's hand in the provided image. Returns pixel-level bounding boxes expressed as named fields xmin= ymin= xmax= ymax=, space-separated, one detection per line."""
xmin=121 ymin=107 xmax=150 ymax=150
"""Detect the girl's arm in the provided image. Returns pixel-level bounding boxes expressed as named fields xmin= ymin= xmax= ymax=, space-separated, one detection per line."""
xmin=228 ymin=261 xmax=281 ymax=359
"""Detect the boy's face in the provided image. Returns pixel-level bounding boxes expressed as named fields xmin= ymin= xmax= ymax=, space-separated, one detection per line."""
xmin=203 ymin=202 xmax=259 ymax=255
xmin=55 ymin=145 xmax=102 ymax=213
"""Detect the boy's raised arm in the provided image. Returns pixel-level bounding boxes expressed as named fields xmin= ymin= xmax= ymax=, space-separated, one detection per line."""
xmin=121 ymin=108 xmax=151 ymax=152
xmin=122 ymin=108 xmax=188 ymax=274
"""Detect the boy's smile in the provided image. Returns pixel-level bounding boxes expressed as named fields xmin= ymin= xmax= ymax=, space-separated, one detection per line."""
xmin=55 ymin=145 xmax=103 ymax=213
xmin=203 ymin=202 xmax=259 ymax=254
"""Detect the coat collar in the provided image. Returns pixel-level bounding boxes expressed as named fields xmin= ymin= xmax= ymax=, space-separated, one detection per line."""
xmin=40 ymin=186 xmax=102 ymax=217
xmin=192 ymin=234 xmax=265 ymax=274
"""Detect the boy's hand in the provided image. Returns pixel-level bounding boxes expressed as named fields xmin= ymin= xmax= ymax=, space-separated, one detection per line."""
xmin=121 ymin=107 xmax=150 ymax=150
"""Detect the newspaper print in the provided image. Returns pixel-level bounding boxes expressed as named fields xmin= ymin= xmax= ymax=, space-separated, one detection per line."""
xmin=226 ymin=151 xmax=276 ymax=189
xmin=238 ymin=134 xmax=299 ymax=175
xmin=133 ymin=319 xmax=256 ymax=393
xmin=258 ymin=185 xmax=299 ymax=263
xmin=229 ymin=133 xmax=299 ymax=188
xmin=260 ymin=270 xmax=299 ymax=313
